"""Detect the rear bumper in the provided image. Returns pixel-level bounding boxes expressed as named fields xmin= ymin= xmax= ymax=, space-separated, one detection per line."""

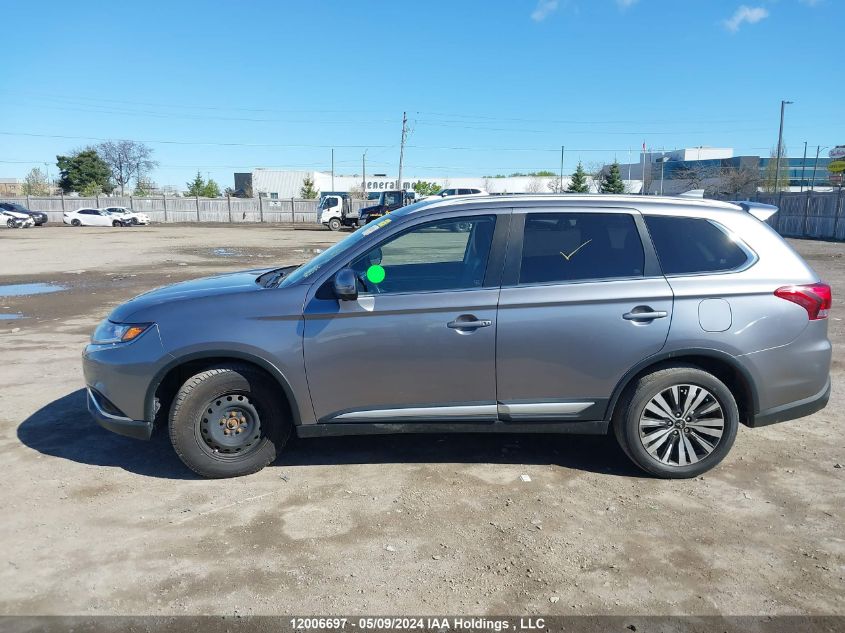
xmin=749 ymin=376 xmax=831 ymax=428
xmin=87 ymin=387 xmax=153 ymax=440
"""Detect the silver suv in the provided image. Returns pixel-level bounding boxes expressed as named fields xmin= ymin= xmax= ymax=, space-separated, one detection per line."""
xmin=82 ymin=195 xmax=832 ymax=479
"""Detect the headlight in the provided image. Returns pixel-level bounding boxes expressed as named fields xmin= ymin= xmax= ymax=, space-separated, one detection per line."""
xmin=91 ymin=320 xmax=152 ymax=344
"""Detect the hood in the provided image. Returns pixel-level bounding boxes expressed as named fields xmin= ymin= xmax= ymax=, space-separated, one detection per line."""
xmin=3 ymin=210 xmax=29 ymax=219
xmin=109 ymin=268 xmax=278 ymax=322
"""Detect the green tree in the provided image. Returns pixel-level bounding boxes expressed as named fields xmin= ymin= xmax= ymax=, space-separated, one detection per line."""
xmin=202 ymin=178 xmax=221 ymax=198
xmin=600 ymin=161 xmax=625 ymax=194
xmin=186 ymin=172 xmax=206 ymax=197
xmin=567 ymin=162 xmax=589 ymax=193
xmin=300 ymin=176 xmax=318 ymax=199
xmin=56 ymin=149 xmax=113 ymax=194
xmin=412 ymin=181 xmax=442 ymax=196
xmin=80 ymin=182 xmax=103 ymax=197
xmin=22 ymin=167 xmax=50 ymax=196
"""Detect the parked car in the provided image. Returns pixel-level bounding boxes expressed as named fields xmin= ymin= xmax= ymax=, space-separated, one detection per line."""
xmin=83 ymin=194 xmax=832 ymax=479
xmin=1 ymin=208 xmax=35 ymax=228
xmin=102 ymin=206 xmax=151 ymax=225
xmin=63 ymin=208 xmax=131 ymax=227
xmin=0 ymin=202 xmax=48 ymax=226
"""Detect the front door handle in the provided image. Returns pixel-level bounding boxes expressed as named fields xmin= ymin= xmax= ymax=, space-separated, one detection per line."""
xmin=623 ymin=308 xmax=669 ymax=322
xmin=447 ymin=317 xmax=493 ymax=330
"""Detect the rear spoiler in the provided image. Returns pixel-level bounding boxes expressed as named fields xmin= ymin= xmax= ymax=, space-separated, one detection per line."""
xmin=731 ymin=201 xmax=778 ymax=222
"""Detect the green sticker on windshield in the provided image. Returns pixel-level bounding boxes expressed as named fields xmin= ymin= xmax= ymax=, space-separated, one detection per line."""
xmin=366 ymin=264 xmax=386 ymax=284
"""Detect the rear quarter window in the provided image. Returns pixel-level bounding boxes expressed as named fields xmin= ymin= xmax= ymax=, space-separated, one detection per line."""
xmin=645 ymin=215 xmax=751 ymax=275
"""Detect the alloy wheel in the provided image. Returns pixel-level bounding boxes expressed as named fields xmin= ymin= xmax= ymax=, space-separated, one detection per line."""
xmin=638 ymin=384 xmax=725 ymax=467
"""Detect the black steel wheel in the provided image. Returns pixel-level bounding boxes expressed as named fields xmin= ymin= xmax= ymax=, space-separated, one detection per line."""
xmin=169 ymin=364 xmax=291 ymax=478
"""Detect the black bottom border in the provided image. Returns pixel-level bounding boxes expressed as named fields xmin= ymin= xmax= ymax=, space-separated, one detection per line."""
xmin=2 ymin=616 xmax=844 ymax=633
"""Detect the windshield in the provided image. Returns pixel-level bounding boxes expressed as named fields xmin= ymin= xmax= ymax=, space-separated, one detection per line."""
xmin=277 ymin=218 xmax=394 ymax=288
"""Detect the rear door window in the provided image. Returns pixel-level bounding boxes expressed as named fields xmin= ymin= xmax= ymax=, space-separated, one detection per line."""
xmin=645 ymin=216 xmax=751 ymax=275
xmin=519 ymin=212 xmax=645 ymax=284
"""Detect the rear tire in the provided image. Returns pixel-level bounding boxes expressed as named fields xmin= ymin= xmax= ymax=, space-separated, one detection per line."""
xmin=169 ymin=364 xmax=291 ymax=478
xmin=613 ymin=364 xmax=739 ymax=478
xmin=71 ymin=219 xmax=81 ymax=226
xmin=112 ymin=220 xmax=121 ymax=227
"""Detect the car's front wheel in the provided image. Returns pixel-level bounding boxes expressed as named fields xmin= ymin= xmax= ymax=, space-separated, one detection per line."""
xmin=328 ymin=217 xmax=341 ymax=231
xmin=6 ymin=218 xmax=15 ymax=228
xmin=169 ymin=364 xmax=291 ymax=478
xmin=613 ymin=364 xmax=739 ymax=478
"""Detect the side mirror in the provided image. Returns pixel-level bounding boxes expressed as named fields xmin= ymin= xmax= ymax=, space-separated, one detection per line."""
xmin=333 ymin=268 xmax=358 ymax=301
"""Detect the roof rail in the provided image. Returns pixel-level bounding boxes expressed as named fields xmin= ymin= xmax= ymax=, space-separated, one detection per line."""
xmin=731 ymin=200 xmax=778 ymax=221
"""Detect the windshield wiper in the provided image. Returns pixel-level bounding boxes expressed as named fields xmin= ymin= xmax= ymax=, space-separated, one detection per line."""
xmin=256 ymin=265 xmax=299 ymax=288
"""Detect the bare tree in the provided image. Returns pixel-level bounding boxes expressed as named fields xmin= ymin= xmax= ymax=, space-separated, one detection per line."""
xmin=717 ymin=166 xmax=761 ymax=197
xmin=525 ymin=176 xmax=544 ymax=193
xmin=674 ymin=163 xmax=718 ymax=192
xmin=97 ymin=140 xmax=157 ymax=195
xmin=22 ymin=167 xmax=50 ymax=196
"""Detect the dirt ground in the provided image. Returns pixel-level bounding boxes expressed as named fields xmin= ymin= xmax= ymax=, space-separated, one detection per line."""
xmin=1 ymin=224 xmax=843 ymax=617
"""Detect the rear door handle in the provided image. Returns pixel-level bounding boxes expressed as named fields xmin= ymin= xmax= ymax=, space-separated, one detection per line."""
xmin=447 ymin=318 xmax=493 ymax=330
xmin=623 ymin=309 xmax=668 ymax=321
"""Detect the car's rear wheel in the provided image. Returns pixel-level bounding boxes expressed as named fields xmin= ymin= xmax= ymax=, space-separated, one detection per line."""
xmin=71 ymin=219 xmax=81 ymax=226
xmin=328 ymin=217 xmax=341 ymax=231
xmin=613 ymin=364 xmax=738 ymax=478
xmin=169 ymin=364 xmax=291 ymax=478
xmin=112 ymin=220 xmax=121 ymax=227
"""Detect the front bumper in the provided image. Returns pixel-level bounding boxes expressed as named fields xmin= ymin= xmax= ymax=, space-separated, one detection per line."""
xmin=87 ymin=388 xmax=153 ymax=440
xmin=82 ymin=324 xmax=170 ymax=437
xmin=749 ymin=376 xmax=831 ymax=428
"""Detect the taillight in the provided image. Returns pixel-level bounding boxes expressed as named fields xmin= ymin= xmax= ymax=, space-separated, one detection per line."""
xmin=775 ymin=283 xmax=832 ymax=320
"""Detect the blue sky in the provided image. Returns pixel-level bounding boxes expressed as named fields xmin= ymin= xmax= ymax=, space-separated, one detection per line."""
xmin=1 ymin=0 xmax=841 ymax=190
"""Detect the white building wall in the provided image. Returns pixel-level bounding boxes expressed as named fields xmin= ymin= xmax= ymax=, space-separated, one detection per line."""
xmin=250 ymin=169 xmax=639 ymax=197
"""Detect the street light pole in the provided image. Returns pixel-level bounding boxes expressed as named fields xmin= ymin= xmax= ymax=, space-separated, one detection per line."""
xmin=800 ymin=141 xmax=808 ymax=193
xmin=362 ymin=149 xmax=367 ymax=198
xmin=774 ymin=100 xmax=793 ymax=194
xmin=810 ymin=146 xmax=827 ymax=193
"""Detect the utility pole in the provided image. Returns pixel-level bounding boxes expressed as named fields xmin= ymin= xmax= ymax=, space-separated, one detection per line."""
xmin=331 ymin=148 xmax=335 ymax=191
xmin=398 ymin=111 xmax=407 ymax=191
xmin=800 ymin=141 xmax=808 ymax=192
xmin=362 ymin=149 xmax=367 ymax=198
xmin=810 ymin=145 xmax=825 ymax=192
xmin=774 ymin=100 xmax=793 ymax=194
xmin=559 ymin=146 xmax=565 ymax=193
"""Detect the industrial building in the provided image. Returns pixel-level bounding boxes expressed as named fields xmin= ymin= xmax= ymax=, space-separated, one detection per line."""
xmin=234 ymin=169 xmax=641 ymax=198
xmin=607 ymin=147 xmax=835 ymax=195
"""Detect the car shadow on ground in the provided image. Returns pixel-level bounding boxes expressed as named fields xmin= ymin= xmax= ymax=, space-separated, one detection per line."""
xmin=17 ymin=389 xmax=643 ymax=480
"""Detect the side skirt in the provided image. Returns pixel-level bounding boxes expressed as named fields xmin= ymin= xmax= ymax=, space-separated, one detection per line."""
xmin=295 ymin=420 xmax=609 ymax=438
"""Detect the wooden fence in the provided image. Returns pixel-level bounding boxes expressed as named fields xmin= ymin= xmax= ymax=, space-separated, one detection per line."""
xmin=0 ymin=195 xmax=373 ymax=225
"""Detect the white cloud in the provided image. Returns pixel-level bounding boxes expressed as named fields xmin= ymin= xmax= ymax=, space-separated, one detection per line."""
xmin=723 ymin=5 xmax=769 ymax=32
xmin=531 ymin=0 xmax=559 ymax=21
xmin=617 ymin=0 xmax=639 ymax=8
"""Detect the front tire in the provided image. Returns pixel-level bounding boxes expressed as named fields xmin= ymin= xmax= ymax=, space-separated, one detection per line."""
xmin=613 ymin=364 xmax=739 ymax=478
xmin=6 ymin=219 xmax=14 ymax=228
xmin=328 ymin=217 xmax=341 ymax=231
xmin=169 ymin=364 xmax=291 ymax=478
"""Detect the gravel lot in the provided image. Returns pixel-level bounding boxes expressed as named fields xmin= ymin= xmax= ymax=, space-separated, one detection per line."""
xmin=1 ymin=224 xmax=843 ymax=616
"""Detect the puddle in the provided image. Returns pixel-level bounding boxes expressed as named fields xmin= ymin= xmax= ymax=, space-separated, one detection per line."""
xmin=0 ymin=283 xmax=68 ymax=297
xmin=0 ymin=314 xmax=24 ymax=320
xmin=212 ymin=247 xmax=244 ymax=257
